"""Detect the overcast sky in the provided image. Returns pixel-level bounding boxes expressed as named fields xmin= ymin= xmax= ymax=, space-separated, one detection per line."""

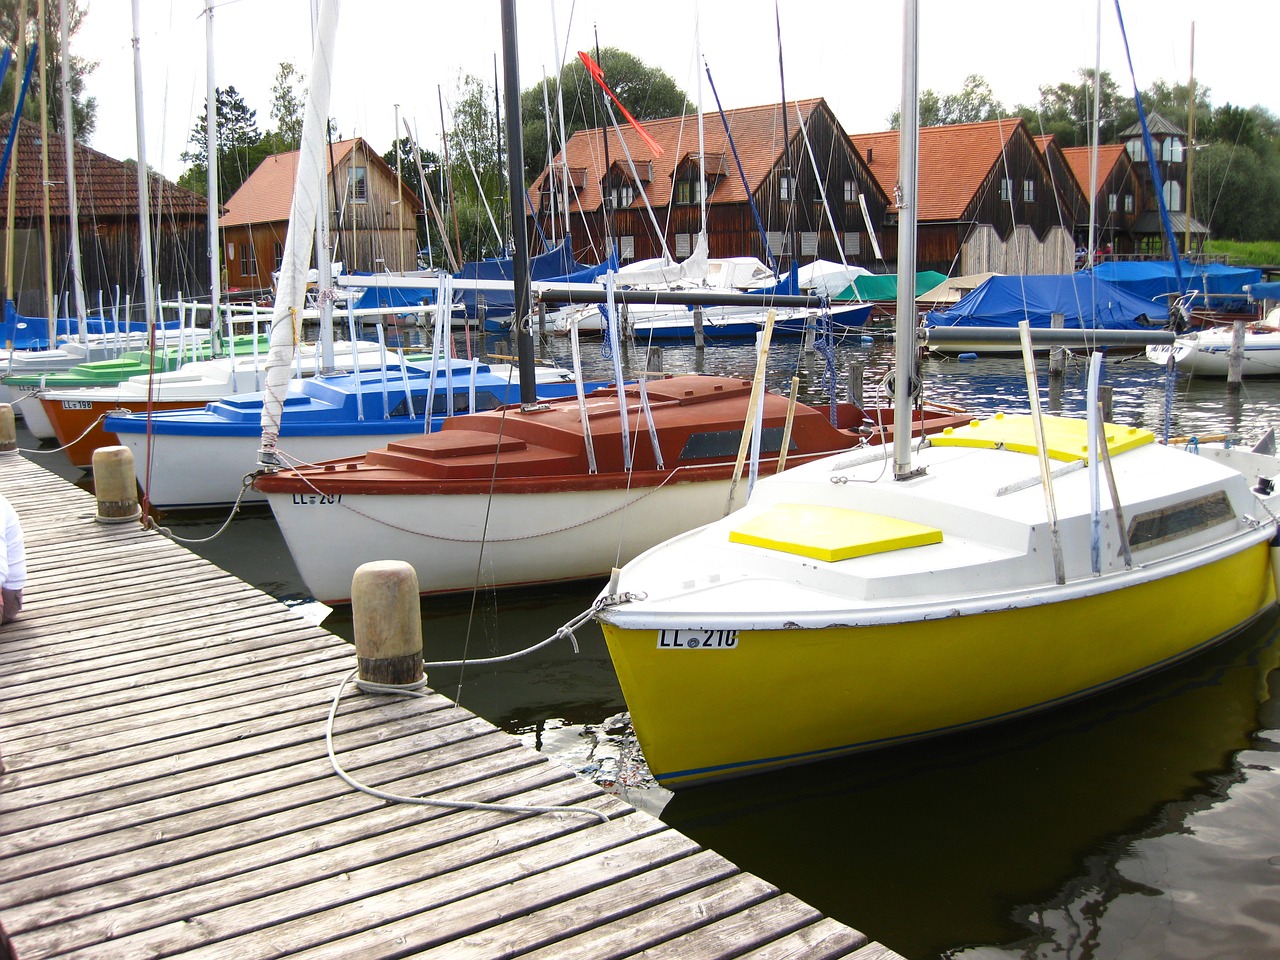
xmin=72 ymin=0 xmax=1280 ymax=181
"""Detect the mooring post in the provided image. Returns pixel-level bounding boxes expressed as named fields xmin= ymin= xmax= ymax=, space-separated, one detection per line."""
xmin=646 ymin=346 xmax=663 ymax=375
xmin=847 ymin=361 xmax=864 ymax=407
xmin=1049 ymin=312 xmax=1066 ymax=378
xmin=1099 ymin=384 xmax=1114 ymax=422
xmin=693 ymin=305 xmax=705 ymax=350
xmin=351 ymin=560 xmax=424 ymax=688
xmin=91 ymin=445 xmax=141 ymax=523
xmin=1228 ymin=317 xmax=1246 ymax=387
xmin=0 ymin=404 xmax=15 ymax=453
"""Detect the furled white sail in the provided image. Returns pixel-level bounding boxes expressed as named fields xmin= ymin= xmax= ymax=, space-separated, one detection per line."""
xmin=258 ymin=0 xmax=339 ymax=467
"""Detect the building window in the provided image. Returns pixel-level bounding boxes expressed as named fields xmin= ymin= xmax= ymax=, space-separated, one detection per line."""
xmin=348 ymin=166 xmax=368 ymax=203
xmin=611 ymin=182 xmax=635 ymax=207
xmin=1108 ymin=193 xmax=1118 ymax=213
xmin=239 ymin=241 xmax=257 ymax=278
xmin=273 ymin=242 xmax=284 ymax=269
xmin=675 ymin=233 xmax=691 ymax=257
xmin=1000 ymin=178 xmax=1013 ymax=202
xmin=844 ymin=232 xmax=861 ymax=256
xmin=675 ymin=180 xmax=691 ymax=205
xmin=1163 ymin=180 xmax=1183 ymax=212
xmin=800 ymin=232 xmax=819 ymax=256
xmin=779 ymin=176 xmax=794 ymax=202
xmin=1126 ymin=139 xmax=1146 ymax=162
xmin=1162 ymin=137 xmax=1184 ymax=162
xmin=843 ymin=179 xmax=856 ymax=203
xmin=619 ymin=235 xmax=635 ymax=261
xmin=1022 ymin=179 xmax=1035 ymax=202
xmin=1124 ymin=194 xmax=1134 ymax=213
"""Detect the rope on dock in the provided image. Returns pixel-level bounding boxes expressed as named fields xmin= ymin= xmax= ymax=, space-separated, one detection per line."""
xmin=325 ymin=668 xmax=610 ymax=823
xmin=144 ymin=474 xmax=257 ymax=544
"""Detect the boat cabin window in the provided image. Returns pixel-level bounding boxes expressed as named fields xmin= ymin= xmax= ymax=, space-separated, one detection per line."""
xmin=389 ymin=390 xmax=505 ymax=419
xmin=679 ymin=426 xmax=790 ymax=461
xmin=1126 ymin=491 xmax=1235 ymax=549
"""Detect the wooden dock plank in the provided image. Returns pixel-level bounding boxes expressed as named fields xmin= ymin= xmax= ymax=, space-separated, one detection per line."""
xmin=0 ymin=451 xmax=904 ymax=959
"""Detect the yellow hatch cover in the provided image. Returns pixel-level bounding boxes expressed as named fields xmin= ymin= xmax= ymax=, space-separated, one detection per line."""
xmin=929 ymin=412 xmax=1154 ymax=462
xmin=729 ymin=503 xmax=943 ymax=562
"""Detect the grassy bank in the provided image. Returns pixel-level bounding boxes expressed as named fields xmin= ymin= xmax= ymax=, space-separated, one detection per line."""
xmin=1203 ymin=240 xmax=1280 ymax=267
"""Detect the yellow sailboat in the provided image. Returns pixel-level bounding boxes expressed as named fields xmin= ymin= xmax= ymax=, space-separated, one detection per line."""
xmin=593 ymin=0 xmax=1279 ymax=788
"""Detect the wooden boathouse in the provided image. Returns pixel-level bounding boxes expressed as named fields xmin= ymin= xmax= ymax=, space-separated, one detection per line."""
xmin=0 ymin=449 xmax=902 ymax=959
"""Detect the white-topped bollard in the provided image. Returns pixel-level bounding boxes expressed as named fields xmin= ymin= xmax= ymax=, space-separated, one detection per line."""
xmin=92 ymin=445 xmax=142 ymax=523
xmin=0 ymin=403 xmax=15 ymax=453
xmin=351 ymin=560 xmax=424 ymax=688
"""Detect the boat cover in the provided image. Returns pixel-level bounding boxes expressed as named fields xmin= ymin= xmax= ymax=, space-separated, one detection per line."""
xmin=837 ymin=271 xmax=947 ymax=303
xmin=1246 ymin=280 xmax=1280 ymax=302
xmin=1083 ymin=261 xmax=1262 ymax=310
xmin=924 ymin=274 xmax=1169 ymax=330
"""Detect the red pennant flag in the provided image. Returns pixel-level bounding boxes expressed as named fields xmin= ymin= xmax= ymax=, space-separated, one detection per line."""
xmin=577 ymin=51 xmax=664 ymax=157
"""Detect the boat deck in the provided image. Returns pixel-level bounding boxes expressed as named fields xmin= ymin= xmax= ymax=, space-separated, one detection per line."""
xmin=0 ymin=450 xmax=901 ymax=959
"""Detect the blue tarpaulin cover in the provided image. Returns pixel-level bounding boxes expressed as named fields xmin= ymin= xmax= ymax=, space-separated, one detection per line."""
xmin=1246 ymin=280 xmax=1280 ymax=301
xmin=1083 ymin=261 xmax=1261 ymax=309
xmin=924 ymin=274 xmax=1168 ymax=330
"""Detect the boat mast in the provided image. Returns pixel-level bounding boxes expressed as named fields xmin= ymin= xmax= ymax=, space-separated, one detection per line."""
xmin=499 ymin=0 xmax=535 ymax=405
xmin=1185 ymin=22 xmax=1195 ymax=257
xmin=204 ymin=0 xmax=222 ymax=352
xmin=310 ymin=0 xmax=335 ymax=374
xmin=37 ymin=0 xmax=56 ymax=340
xmin=58 ymin=0 xmax=86 ymax=337
xmin=130 ymin=0 xmax=157 ymax=335
xmin=1086 ymin=0 xmax=1100 ymax=269
xmin=892 ymin=0 xmax=919 ymax=481
xmin=4 ymin=0 xmax=25 ymax=314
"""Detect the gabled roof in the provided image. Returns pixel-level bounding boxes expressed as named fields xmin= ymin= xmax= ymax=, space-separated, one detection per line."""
xmin=0 ymin=114 xmax=205 ymax=220
xmin=221 ymin=137 xmax=422 ymax=228
xmin=1059 ymin=144 xmax=1130 ymax=195
xmin=534 ymin=98 xmax=840 ymax=212
xmin=850 ymin=118 xmax=1029 ymax=221
xmin=1120 ymin=112 xmax=1186 ymax=138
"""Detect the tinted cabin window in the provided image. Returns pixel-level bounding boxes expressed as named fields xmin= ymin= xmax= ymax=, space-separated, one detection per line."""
xmin=679 ymin=426 xmax=790 ymax=461
xmin=1127 ymin=491 xmax=1234 ymax=549
xmin=390 ymin=390 xmax=504 ymax=419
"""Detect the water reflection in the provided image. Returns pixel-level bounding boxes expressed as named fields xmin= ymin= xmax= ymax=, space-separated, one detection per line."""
xmin=660 ymin=609 xmax=1280 ymax=959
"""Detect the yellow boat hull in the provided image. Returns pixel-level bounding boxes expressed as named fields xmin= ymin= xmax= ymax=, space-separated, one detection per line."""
xmin=601 ymin=540 xmax=1275 ymax=787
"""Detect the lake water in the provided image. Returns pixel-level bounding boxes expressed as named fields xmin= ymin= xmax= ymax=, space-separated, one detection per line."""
xmin=22 ymin=330 xmax=1280 ymax=959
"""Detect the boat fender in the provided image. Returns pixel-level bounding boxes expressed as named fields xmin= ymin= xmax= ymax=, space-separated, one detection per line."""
xmin=860 ymin=336 xmax=874 ymax=344
xmin=1271 ymin=527 xmax=1280 ymax=602
xmin=958 ymin=353 xmax=978 ymax=361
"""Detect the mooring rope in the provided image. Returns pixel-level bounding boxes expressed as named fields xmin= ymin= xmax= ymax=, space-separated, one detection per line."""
xmin=322 ymin=595 xmax=641 ymax=823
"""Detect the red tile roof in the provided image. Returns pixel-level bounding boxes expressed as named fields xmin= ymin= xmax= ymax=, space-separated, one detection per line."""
xmin=0 ymin=114 xmax=205 ymax=220
xmin=535 ymin=98 xmax=828 ymax=211
xmin=221 ymin=138 xmax=423 ymax=228
xmin=1060 ymin=143 xmax=1128 ymax=195
xmin=851 ymin=118 xmax=1027 ymax=221
xmin=220 ymin=139 xmax=357 ymax=227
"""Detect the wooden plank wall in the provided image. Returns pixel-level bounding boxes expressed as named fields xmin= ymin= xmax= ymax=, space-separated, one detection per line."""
xmin=0 ymin=452 xmax=903 ymax=960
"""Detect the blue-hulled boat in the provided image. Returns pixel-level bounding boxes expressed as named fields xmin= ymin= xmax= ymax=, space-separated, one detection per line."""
xmin=105 ymin=357 xmax=609 ymax=510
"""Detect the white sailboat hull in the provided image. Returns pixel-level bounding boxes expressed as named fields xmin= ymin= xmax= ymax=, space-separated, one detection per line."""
xmin=264 ymin=478 xmax=737 ymax=603
xmin=1146 ymin=327 xmax=1280 ymax=377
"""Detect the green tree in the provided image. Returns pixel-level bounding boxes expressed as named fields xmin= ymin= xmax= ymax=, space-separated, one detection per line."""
xmin=519 ymin=47 xmax=694 ymax=182
xmin=444 ymin=72 xmax=506 ymax=259
xmin=176 ymin=85 xmax=269 ymax=201
xmin=1192 ymin=140 xmax=1280 ymax=241
xmin=268 ymin=61 xmax=305 ymax=152
xmin=0 ymin=0 xmax=96 ymax=140
xmin=383 ymin=135 xmax=445 ymax=259
xmin=889 ymin=74 xmax=1004 ymax=128
xmin=1013 ymin=69 xmax=1127 ymax=147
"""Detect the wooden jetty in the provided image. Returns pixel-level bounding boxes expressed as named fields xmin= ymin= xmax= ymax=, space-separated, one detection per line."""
xmin=0 ymin=450 xmax=903 ymax=959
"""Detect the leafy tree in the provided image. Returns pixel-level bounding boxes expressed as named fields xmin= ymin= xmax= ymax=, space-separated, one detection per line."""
xmin=889 ymin=74 xmax=1004 ymax=128
xmin=519 ymin=47 xmax=694 ymax=182
xmin=268 ymin=61 xmax=305 ymax=152
xmin=0 ymin=0 xmax=96 ymax=140
xmin=444 ymin=72 xmax=507 ymax=258
xmin=1013 ymin=69 xmax=1128 ymax=147
xmin=1192 ymin=140 xmax=1280 ymax=241
xmin=177 ymin=85 xmax=269 ymax=201
xmin=382 ymin=135 xmax=445 ymax=259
